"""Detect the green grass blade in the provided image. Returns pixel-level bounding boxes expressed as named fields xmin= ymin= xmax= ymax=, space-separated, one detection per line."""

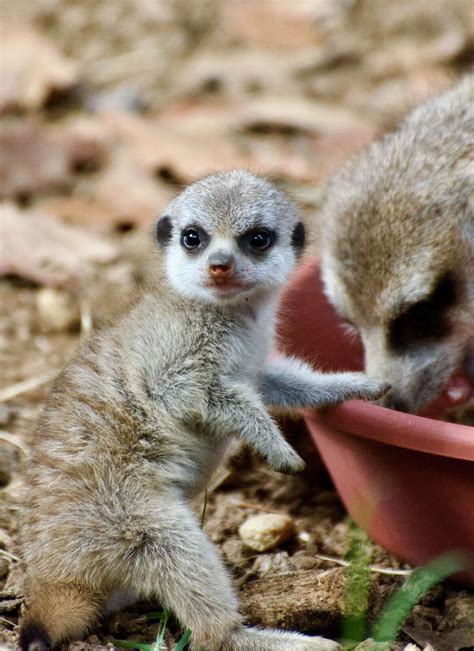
xmin=153 ymin=609 xmax=170 ymax=650
xmin=143 ymin=611 xmax=166 ymax=620
xmin=175 ymin=628 xmax=192 ymax=650
xmin=112 ymin=641 xmax=153 ymax=651
xmin=341 ymin=521 xmax=373 ymax=643
xmin=372 ymin=551 xmax=467 ymax=642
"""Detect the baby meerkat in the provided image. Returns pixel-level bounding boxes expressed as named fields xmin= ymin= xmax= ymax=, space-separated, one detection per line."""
xmin=19 ymin=170 xmax=388 ymax=651
xmin=321 ymin=77 xmax=473 ymax=414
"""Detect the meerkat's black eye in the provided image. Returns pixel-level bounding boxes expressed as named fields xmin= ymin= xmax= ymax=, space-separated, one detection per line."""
xmin=249 ymin=230 xmax=272 ymax=250
xmin=389 ymin=272 xmax=457 ymax=352
xmin=248 ymin=229 xmax=273 ymax=250
xmin=181 ymin=228 xmax=201 ymax=250
xmin=238 ymin=227 xmax=277 ymax=256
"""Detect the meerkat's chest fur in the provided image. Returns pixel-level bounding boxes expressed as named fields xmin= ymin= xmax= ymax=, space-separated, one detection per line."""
xmin=69 ymin=292 xmax=278 ymax=493
xmin=131 ymin=292 xmax=276 ymax=401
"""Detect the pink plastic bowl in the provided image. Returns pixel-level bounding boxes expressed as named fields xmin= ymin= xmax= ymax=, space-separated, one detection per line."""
xmin=277 ymin=259 xmax=474 ymax=584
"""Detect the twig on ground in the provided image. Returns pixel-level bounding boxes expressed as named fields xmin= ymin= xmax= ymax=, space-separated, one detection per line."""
xmin=207 ymin=465 xmax=232 ymax=492
xmin=229 ymin=499 xmax=283 ymax=514
xmin=0 ymin=431 xmax=29 ymax=457
xmin=0 ymin=371 xmax=57 ymax=402
xmin=315 ymin=554 xmax=412 ymax=576
xmin=79 ymin=297 xmax=92 ymax=337
xmin=0 ymin=549 xmax=20 ymax=563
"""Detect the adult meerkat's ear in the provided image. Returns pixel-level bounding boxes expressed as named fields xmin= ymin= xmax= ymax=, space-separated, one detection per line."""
xmin=156 ymin=215 xmax=173 ymax=248
xmin=291 ymin=221 xmax=306 ymax=256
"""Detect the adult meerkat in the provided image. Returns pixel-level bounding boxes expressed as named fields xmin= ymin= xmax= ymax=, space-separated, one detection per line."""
xmin=19 ymin=170 xmax=388 ymax=651
xmin=321 ymin=77 xmax=473 ymax=414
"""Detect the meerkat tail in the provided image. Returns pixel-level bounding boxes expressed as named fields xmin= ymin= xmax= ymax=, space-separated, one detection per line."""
xmin=225 ymin=626 xmax=340 ymax=650
xmin=19 ymin=581 xmax=104 ymax=651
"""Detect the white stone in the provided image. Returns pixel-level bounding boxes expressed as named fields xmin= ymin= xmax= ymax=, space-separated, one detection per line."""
xmin=238 ymin=513 xmax=295 ymax=552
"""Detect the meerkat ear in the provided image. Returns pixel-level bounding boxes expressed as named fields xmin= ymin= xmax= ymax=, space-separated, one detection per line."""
xmin=156 ymin=215 xmax=173 ymax=248
xmin=291 ymin=221 xmax=305 ymax=255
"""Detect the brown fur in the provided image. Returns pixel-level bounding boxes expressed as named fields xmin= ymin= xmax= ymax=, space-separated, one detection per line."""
xmin=20 ymin=582 xmax=104 ymax=647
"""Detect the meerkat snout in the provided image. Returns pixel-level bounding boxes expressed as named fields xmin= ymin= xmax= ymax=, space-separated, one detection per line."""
xmin=207 ymin=251 xmax=236 ymax=281
xmin=321 ymin=76 xmax=474 ymax=414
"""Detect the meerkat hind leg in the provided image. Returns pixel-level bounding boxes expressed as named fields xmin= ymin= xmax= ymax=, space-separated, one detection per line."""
xmin=122 ymin=497 xmax=242 ymax=650
xmin=125 ymin=497 xmax=339 ymax=650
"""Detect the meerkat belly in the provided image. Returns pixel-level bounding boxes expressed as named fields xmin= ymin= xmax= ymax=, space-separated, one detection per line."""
xmin=155 ymin=428 xmax=231 ymax=491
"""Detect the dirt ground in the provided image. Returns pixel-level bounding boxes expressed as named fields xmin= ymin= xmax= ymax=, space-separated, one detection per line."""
xmin=1 ymin=1 xmax=473 ymax=649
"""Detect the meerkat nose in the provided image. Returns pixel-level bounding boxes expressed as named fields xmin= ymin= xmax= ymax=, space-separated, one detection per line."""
xmin=208 ymin=252 xmax=235 ymax=278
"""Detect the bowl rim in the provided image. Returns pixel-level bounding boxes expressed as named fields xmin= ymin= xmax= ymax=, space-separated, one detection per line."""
xmin=304 ymin=400 xmax=474 ymax=462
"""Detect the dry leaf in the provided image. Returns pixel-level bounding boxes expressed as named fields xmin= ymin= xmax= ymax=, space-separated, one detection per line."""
xmin=35 ymin=197 xmax=121 ymax=232
xmin=0 ymin=23 xmax=77 ymax=113
xmin=98 ymin=111 xmax=250 ymax=181
xmin=93 ymin=154 xmax=172 ymax=227
xmin=0 ymin=203 xmax=118 ymax=288
xmin=222 ymin=0 xmax=323 ymax=48
xmin=240 ymin=96 xmax=376 ymax=137
xmin=0 ymin=118 xmax=107 ymax=200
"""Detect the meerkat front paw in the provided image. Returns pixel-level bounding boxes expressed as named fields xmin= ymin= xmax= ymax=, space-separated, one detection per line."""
xmin=267 ymin=440 xmax=306 ymax=474
xmin=345 ymin=375 xmax=391 ymax=402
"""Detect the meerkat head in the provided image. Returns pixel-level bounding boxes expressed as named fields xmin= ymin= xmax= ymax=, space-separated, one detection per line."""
xmin=155 ymin=170 xmax=305 ymax=306
xmin=321 ymin=82 xmax=473 ymax=414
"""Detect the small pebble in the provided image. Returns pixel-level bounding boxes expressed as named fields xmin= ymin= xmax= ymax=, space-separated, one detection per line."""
xmin=252 ymin=551 xmax=293 ymax=576
xmin=298 ymin=530 xmax=310 ymax=543
xmin=36 ymin=287 xmax=79 ymax=333
xmin=238 ymin=513 xmax=295 ymax=552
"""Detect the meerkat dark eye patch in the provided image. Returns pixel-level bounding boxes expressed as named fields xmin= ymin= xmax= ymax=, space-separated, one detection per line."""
xmin=291 ymin=221 xmax=305 ymax=254
xmin=238 ymin=227 xmax=276 ymax=256
xmin=156 ymin=215 xmax=173 ymax=248
xmin=389 ymin=272 xmax=457 ymax=352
